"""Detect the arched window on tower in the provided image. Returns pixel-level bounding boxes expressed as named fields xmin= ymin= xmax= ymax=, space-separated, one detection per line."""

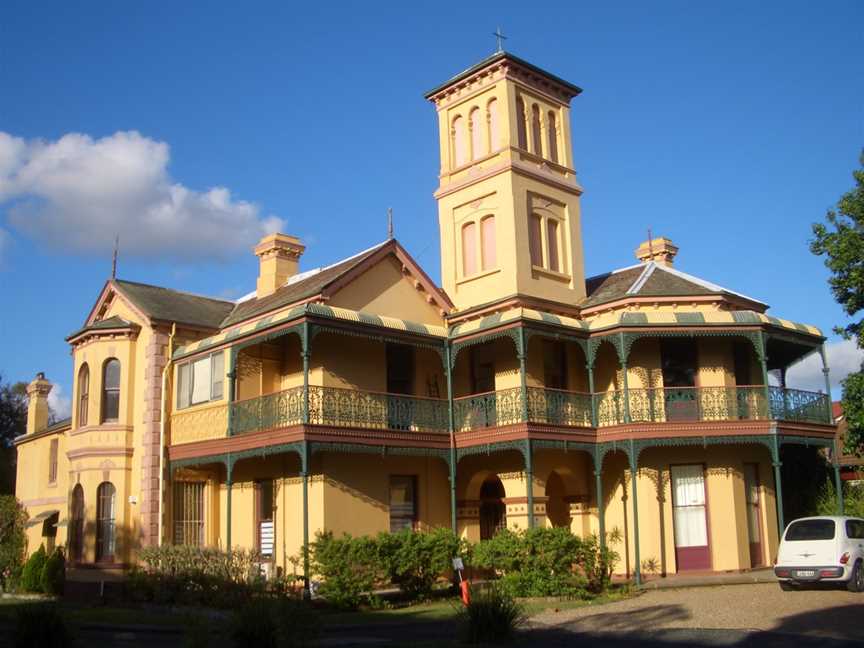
xmin=69 ymin=484 xmax=84 ymax=563
xmin=487 ymin=98 xmax=499 ymax=151
xmin=101 ymin=358 xmax=120 ymax=423
xmin=453 ymin=116 xmax=467 ymax=168
xmin=516 ymin=98 xmax=527 ymax=150
xmin=480 ymin=216 xmax=496 ymax=271
xmin=96 ymin=481 xmax=116 ymax=562
xmin=547 ymin=219 xmax=561 ymax=272
xmin=470 ymin=107 xmax=483 ymax=160
xmin=77 ymin=363 xmax=89 ymax=427
xmin=531 ymin=104 xmax=543 ymax=157
xmin=547 ymin=111 xmax=559 ymax=163
xmin=461 ymin=222 xmax=477 ymax=276
xmin=529 ymin=214 xmax=543 ymax=267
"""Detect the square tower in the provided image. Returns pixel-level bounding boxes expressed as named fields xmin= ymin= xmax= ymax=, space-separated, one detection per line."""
xmin=426 ymin=52 xmax=586 ymax=314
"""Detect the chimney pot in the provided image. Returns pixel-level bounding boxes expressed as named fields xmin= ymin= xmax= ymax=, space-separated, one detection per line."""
xmin=26 ymin=373 xmax=52 ymax=434
xmin=635 ymin=237 xmax=678 ymax=267
xmin=254 ymin=233 xmax=305 ymax=299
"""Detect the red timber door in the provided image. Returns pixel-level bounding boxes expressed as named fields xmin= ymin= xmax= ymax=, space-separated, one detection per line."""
xmin=743 ymin=463 xmax=764 ymax=567
xmin=671 ymin=464 xmax=711 ymax=570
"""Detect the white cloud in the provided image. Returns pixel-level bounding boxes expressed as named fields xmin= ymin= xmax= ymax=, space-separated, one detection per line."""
xmin=47 ymin=383 xmax=71 ymax=421
xmin=0 ymin=227 xmax=9 ymax=266
xmin=0 ymin=131 xmax=284 ymax=262
xmin=785 ymin=338 xmax=864 ymax=395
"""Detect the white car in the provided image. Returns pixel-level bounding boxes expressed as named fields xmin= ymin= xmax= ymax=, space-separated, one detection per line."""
xmin=774 ymin=516 xmax=864 ymax=591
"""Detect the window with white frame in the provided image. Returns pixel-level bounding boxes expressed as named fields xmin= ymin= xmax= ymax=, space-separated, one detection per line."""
xmin=177 ymin=351 xmax=225 ymax=409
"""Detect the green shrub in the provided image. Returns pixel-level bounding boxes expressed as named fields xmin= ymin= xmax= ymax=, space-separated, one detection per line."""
xmin=310 ymin=531 xmax=382 ymax=609
xmin=20 ymin=545 xmax=47 ymax=593
xmin=459 ymin=585 xmax=525 ymax=644
xmin=128 ymin=545 xmax=267 ymax=608
xmin=13 ymin=604 xmax=70 ymax=648
xmin=0 ymin=496 xmax=28 ymax=592
xmin=230 ymin=597 xmax=319 ymax=648
xmin=40 ymin=548 xmax=65 ymax=595
xmin=377 ymin=527 xmax=461 ymax=599
xmin=578 ymin=531 xmax=620 ymax=594
xmin=816 ymin=479 xmax=864 ymax=518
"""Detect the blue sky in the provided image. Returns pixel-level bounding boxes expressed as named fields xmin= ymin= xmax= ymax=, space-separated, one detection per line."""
xmin=2 ymin=1 xmax=862 ymax=414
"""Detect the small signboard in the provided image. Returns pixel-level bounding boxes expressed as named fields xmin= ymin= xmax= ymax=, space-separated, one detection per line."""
xmin=452 ymin=557 xmax=464 ymax=571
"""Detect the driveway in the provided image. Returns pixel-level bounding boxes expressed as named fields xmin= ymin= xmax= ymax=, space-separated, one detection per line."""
xmin=531 ymin=582 xmax=864 ymax=645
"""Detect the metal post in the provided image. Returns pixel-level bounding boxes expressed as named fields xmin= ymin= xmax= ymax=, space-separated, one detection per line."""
xmin=525 ymin=439 xmax=534 ymax=528
xmin=759 ymin=333 xmax=772 ymax=420
xmin=225 ymin=457 xmax=233 ymax=550
xmin=518 ymin=328 xmax=529 ymax=423
xmin=629 ymin=440 xmax=641 ymax=586
xmin=820 ymin=344 xmax=833 ymax=423
xmin=594 ymin=446 xmax=605 ymax=549
xmin=226 ymin=347 xmax=237 ymax=436
xmin=834 ymin=440 xmax=845 ymax=515
xmin=445 ymin=344 xmax=457 ymax=533
xmin=622 ymin=361 xmax=631 ymax=424
xmin=771 ymin=436 xmax=785 ymax=537
xmin=301 ymin=442 xmax=310 ymax=597
xmin=302 ymin=322 xmax=310 ymax=424
xmin=587 ymin=362 xmax=597 ymax=427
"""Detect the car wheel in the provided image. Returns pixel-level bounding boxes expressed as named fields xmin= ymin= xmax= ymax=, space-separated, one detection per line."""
xmin=779 ymin=581 xmax=796 ymax=591
xmin=847 ymin=561 xmax=864 ymax=593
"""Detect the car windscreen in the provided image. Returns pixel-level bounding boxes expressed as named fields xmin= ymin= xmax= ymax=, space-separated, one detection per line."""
xmin=785 ymin=519 xmax=835 ymax=541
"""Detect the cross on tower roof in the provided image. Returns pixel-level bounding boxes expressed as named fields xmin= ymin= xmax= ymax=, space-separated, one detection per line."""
xmin=492 ymin=26 xmax=507 ymax=53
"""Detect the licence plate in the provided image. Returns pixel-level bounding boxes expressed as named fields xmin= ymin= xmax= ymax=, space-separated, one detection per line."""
xmin=796 ymin=569 xmax=816 ymax=578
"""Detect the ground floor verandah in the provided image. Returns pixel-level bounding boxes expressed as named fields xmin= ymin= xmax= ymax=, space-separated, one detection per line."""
xmin=166 ymin=423 xmax=844 ymax=586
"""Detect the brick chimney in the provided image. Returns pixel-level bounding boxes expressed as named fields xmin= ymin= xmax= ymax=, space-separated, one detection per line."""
xmin=635 ymin=237 xmax=678 ymax=267
xmin=26 ymin=372 xmax=52 ymax=434
xmin=254 ymin=233 xmax=305 ymax=299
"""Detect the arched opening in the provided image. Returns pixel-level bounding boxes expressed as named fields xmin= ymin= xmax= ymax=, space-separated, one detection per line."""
xmin=545 ymin=471 xmax=571 ymax=528
xmin=77 ymin=363 xmax=89 ymax=427
xmin=452 ymin=115 xmax=467 ymax=167
xmin=479 ymin=476 xmax=506 ymax=540
xmin=101 ymin=358 xmax=121 ymax=423
xmin=69 ymin=484 xmax=84 ymax=563
xmin=547 ymin=110 xmax=559 ymax=163
xmin=480 ymin=215 xmax=496 ymax=271
xmin=516 ymin=97 xmax=527 ymax=149
xmin=470 ymin=107 xmax=483 ymax=160
xmin=531 ymin=104 xmax=542 ymax=156
xmin=487 ymin=98 xmax=499 ymax=151
xmin=461 ymin=221 xmax=477 ymax=276
xmin=96 ymin=481 xmax=116 ymax=562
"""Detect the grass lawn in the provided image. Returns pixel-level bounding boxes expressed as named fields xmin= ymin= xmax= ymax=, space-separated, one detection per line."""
xmin=0 ymin=597 xmax=188 ymax=628
xmin=322 ymin=587 xmax=633 ymax=626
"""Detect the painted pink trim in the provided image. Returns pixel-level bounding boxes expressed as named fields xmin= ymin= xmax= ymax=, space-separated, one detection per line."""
xmin=481 ymin=216 xmax=496 ymax=271
xmin=462 ymin=222 xmax=477 ymax=276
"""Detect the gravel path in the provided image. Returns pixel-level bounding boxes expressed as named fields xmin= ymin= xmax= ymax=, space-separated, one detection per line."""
xmin=531 ymin=583 xmax=864 ymax=642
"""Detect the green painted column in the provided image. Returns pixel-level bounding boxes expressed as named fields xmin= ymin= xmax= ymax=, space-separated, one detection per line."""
xmin=525 ymin=439 xmax=535 ymax=529
xmin=225 ymin=458 xmax=234 ymax=550
xmin=771 ymin=436 xmax=785 ymax=537
xmin=302 ymin=322 xmax=310 ymax=424
xmin=587 ymin=362 xmax=597 ymax=427
xmin=594 ymin=448 xmax=605 ymax=550
xmin=445 ymin=344 xmax=457 ymax=533
xmin=622 ymin=361 xmax=631 ymax=424
xmin=834 ymin=464 xmax=845 ymax=515
xmin=628 ymin=442 xmax=641 ymax=586
xmin=226 ymin=347 xmax=237 ymax=436
xmin=820 ymin=344 xmax=833 ymax=424
xmin=759 ymin=333 xmax=772 ymax=420
xmin=518 ymin=328 xmax=529 ymax=423
xmin=301 ymin=442 xmax=310 ymax=597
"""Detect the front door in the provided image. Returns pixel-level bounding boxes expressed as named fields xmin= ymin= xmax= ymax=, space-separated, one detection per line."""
xmin=671 ymin=464 xmax=711 ymax=570
xmin=743 ymin=463 xmax=764 ymax=567
xmin=661 ymin=340 xmax=698 ymax=420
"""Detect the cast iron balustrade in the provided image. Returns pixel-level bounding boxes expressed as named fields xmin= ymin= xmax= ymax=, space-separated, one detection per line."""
xmin=768 ymin=386 xmax=832 ymax=425
xmin=625 ymin=386 xmax=770 ymax=424
xmin=232 ymin=386 xmax=305 ymax=435
xmin=526 ymin=386 xmax=593 ymax=427
xmin=453 ymin=388 xmax=524 ymax=431
xmin=307 ymin=385 xmax=448 ymax=433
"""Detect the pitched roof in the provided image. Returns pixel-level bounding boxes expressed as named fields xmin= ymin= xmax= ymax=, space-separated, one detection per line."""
xmin=113 ymin=279 xmax=235 ymax=330
xmin=582 ymin=262 xmax=765 ymax=309
xmin=66 ymin=315 xmax=140 ymax=342
xmin=221 ymin=241 xmax=390 ymax=327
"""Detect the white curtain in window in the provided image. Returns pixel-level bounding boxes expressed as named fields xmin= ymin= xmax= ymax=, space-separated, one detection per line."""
xmin=177 ymin=363 xmax=191 ymax=409
xmin=191 ymin=357 xmax=211 ymax=405
xmin=210 ymin=352 xmax=224 ymax=400
xmin=671 ymin=464 xmax=707 ymax=547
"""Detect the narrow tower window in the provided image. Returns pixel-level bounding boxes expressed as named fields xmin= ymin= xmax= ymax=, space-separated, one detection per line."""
xmin=481 ymin=216 xmax=496 ymax=271
xmin=547 ymin=219 xmax=561 ymax=272
xmin=101 ymin=358 xmax=121 ymax=423
xmin=547 ymin=111 xmax=559 ymax=163
xmin=96 ymin=481 xmax=116 ymax=562
xmin=462 ymin=222 xmax=477 ymax=276
xmin=531 ymin=104 xmax=543 ymax=156
xmin=487 ymin=99 xmax=499 ymax=151
xmin=516 ymin=98 xmax=527 ymax=150
xmin=77 ymin=363 xmax=89 ymax=427
xmin=529 ymin=215 xmax=543 ymax=266
xmin=470 ymin=107 xmax=483 ymax=160
xmin=453 ymin=116 xmax=467 ymax=168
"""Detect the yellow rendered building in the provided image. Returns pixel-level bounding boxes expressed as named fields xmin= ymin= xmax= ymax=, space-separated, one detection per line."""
xmin=16 ymin=50 xmax=841 ymax=583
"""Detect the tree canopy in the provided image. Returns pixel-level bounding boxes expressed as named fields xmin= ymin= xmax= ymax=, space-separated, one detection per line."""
xmin=0 ymin=376 xmax=27 ymax=494
xmin=811 ymin=150 xmax=864 ymax=452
